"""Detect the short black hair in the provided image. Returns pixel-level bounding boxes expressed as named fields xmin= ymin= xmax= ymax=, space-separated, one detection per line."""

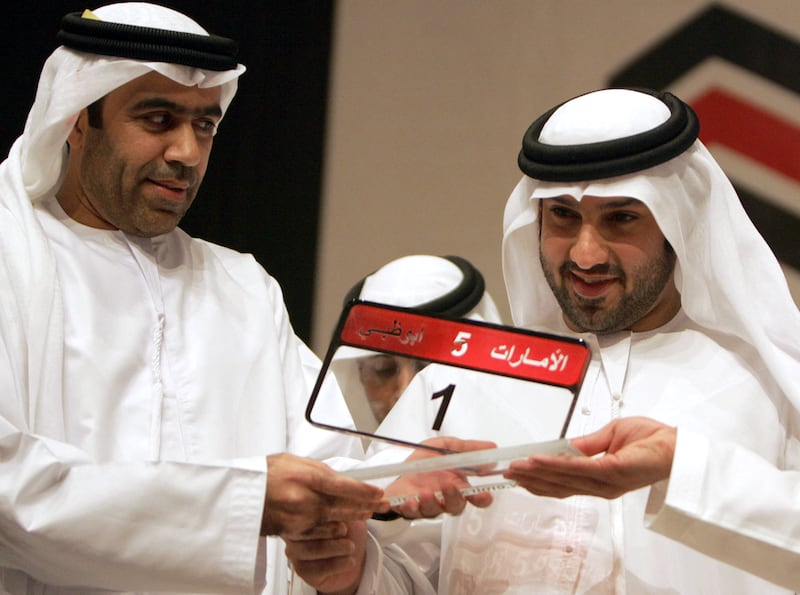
xmin=86 ymin=97 xmax=104 ymax=128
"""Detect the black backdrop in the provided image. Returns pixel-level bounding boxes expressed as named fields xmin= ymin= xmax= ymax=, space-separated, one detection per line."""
xmin=1 ymin=1 xmax=333 ymax=343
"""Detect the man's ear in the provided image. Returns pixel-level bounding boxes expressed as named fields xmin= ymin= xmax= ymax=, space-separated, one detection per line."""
xmin=66 ymin=109 xmax=89 ymax=149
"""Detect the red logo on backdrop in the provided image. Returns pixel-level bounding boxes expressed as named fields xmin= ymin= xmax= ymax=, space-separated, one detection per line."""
xmin=693 ymin=89 xmax=800 ymax=184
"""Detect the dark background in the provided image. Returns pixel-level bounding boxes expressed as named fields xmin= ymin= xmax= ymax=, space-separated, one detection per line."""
xmin=0 ymin=1 xmax=333 ymax=343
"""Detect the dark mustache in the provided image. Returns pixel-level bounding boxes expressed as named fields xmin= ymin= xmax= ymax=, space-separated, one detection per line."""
xmin=147 ymin=164 xmax=197 ymax=186
xmin=561 ymin=262 xmax=616 ymax=276
xmin=560 ymin=262 xmax=627 ymax=286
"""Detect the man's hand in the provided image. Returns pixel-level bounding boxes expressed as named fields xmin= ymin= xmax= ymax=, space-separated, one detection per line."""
xmin=262 ymin=454 xmax=388 ymax=536
xmin=503 ymin=417 xmax=677 ymax=499
xmin=386 ymin=436 xmax=496 ymax=519
xmin=283 ymin=520 xmax=367 ymax=595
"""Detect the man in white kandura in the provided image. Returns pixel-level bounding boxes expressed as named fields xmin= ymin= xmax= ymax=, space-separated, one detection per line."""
xmin=0 ymin=4 xmax=394 ymax=593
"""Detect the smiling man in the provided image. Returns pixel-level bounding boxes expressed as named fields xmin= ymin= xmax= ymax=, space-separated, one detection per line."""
xmin=441 ymin=87 xmax=798 ymax=593
xmin=484 ymin=87 xmax=800 ymax=594
xmin=538 ymin=194 xmax=680 ymax=334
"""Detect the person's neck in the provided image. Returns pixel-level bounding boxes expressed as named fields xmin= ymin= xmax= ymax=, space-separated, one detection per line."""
xmin=54 ymin=187 xmax=116 ymax=230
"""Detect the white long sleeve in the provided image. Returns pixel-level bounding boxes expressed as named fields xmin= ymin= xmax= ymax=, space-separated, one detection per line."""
xmin=645 ymin=428 xmax=800 ymax=590
xmin=0 ymin=433 xmax=267 ymax=592
xmin=355 ymin=521 xmax=438 ymax=595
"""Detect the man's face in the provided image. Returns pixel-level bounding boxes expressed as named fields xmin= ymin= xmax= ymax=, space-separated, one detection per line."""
xmin=64 ymin=71 xmax=222 ymax=237
xmin=538 ymin=195 xmax=680 ymax=334
xmin=357 ymin=355 xmax=422 ymax=423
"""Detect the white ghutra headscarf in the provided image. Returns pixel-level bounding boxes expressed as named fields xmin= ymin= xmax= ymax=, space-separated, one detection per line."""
xmin=502 ymin=88 xmax=800 ymax=407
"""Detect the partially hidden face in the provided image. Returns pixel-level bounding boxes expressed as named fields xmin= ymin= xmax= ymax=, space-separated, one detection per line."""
xmin=357 ymin=355 xmax=425 ymax=423
xmin=66 ymin=71 xmax=223 ymax=237
xmin=538 ymin=195 xmax=680 ymax=334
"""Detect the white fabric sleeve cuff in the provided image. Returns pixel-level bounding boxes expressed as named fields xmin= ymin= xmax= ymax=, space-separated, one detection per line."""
xmin=644 ymin=426 xmax=709 ymax=532
xmin=356 ymin=528 xmax=437 ymax=595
